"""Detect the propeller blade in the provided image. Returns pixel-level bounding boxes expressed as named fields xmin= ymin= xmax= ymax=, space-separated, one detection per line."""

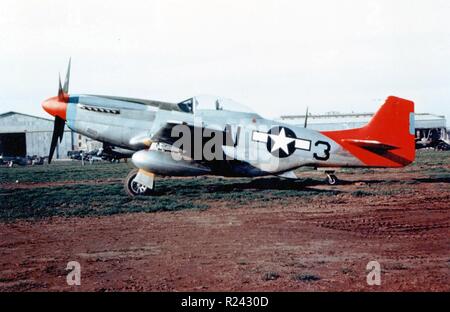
xmin=57 ymin=73 xmax=64 ymax=101
xmin=63 ymin=58 xmax=71 ymax=94
xmin=304 ymin=106 xmax=309 ymax=128
xmin=48 ymin=116 xmax=65 ymax=164
xmin=49 ymin=59 xmax=71 ymax=163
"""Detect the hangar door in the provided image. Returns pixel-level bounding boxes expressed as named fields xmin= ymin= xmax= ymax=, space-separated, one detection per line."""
xmin=0 ymin=133 xmax=26 ymax=157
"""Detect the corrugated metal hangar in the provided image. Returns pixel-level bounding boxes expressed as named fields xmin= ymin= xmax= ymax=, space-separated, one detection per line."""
xmin=278 ymin=112 xmax=449 ymax=149
xmin=0 ymin=111 xmax=99 ymax=159
xmin=278 ymin=112 xmax=446 ymax=131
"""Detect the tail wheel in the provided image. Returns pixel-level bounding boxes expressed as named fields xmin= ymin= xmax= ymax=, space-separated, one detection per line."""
xmin=327 ymin=174 xmax=338 ymax=185
xmin=124 ymin=169 xmax=153 ymax=196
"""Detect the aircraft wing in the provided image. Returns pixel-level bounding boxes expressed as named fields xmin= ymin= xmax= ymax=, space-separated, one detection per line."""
xmin=150 ymin=121 xmax=233 ymax=154
xmin=151 ymin=121 xmax=186 ymax=146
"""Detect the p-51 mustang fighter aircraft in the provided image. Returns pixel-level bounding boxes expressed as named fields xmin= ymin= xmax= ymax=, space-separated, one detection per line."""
xmin=42 ymin=61 xmax=415 ymax=196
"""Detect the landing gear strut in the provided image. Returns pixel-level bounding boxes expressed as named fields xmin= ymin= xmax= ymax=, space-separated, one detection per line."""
xmin=124 ymin=169 xmax=154 ymax=196
xmin=325 ymin=171 xmax=338 ymax=185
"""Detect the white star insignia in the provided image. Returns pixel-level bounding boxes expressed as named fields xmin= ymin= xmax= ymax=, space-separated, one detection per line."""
xmin=269 ymin=128 xmax=294 ymax=154
xmin=252 ymin=128 xmax=312 ymax=156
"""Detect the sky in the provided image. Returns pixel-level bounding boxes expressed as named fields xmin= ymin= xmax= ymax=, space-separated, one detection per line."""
xmin=0 ymin=0 xmax=449 ymax=123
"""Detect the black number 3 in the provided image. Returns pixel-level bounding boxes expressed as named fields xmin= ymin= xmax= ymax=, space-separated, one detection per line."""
xmin=313 ymin=141 xmax=331 ymax=161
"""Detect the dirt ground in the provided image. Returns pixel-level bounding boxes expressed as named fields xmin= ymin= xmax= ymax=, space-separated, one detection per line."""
xmin=0 ymin=154 xmax=449 ymax=291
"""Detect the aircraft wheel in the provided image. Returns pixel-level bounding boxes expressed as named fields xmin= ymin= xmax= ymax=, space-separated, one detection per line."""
xmin=124 ymin=169 xmax=153 ymax=196
xmin=327 ymin=174 xmax=338 ymax=185
xmin=437 ymin=142 xmax=450 ymax=151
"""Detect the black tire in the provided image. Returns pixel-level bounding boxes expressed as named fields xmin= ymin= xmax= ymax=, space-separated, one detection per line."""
xmin=437 ymin=142 xmax=450 ymax=151
xmin=124 ymin=169 xmax=153 ymax=197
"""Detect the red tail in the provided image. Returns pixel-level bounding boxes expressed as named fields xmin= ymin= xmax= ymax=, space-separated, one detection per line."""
xmin=322 ymin=96 xmax=415 ymax=167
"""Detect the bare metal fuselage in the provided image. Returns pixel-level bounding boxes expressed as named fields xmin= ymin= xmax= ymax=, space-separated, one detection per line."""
xmin=64 ymin=94 xmax=362 ymax=177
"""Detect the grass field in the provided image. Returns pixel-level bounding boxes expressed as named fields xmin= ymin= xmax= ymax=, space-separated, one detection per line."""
xmin=1 ymin=150 xmax=449 ymax=222
xmin=0 ymin=150 xmax=449 ymax=291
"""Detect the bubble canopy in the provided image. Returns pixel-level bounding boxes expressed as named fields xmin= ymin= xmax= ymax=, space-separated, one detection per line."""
xmin=177 ymin=95 xmax=256 ymax=114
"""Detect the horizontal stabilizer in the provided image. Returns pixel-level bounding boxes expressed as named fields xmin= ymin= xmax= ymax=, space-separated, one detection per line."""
xmin=341 ymin=139 xmax=398 ymax=151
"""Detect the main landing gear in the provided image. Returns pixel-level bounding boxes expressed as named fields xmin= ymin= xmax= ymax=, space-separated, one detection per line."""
xmin=124 ymin=169 xmax=154 ymax=196
xmin=325 ymin=171 xmax=339 ymax=185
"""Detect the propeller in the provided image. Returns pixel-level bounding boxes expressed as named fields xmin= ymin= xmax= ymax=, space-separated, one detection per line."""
xmin=48 ymin=115 xmax=65 ymax=163
xmin=48 ymin=59 xmax=71 ymax=163
xmin=63 ymin=58 xmax=71 ymax=94
xmin=304 ymin=106 xmax=309 ymax=128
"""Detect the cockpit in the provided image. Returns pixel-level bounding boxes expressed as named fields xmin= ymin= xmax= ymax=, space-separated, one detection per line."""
xmin=177 ymin=95 xmax=256 ymax=114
